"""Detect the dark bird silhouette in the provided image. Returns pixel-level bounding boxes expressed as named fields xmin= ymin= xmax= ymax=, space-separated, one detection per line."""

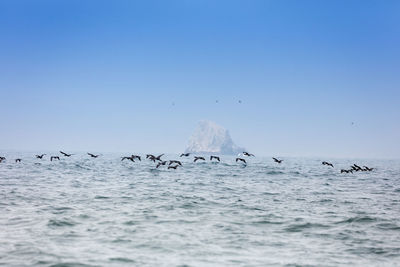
xmin=60 ymin=151 xmax=73 ymax=157
xmin=168 ymin=164 xmax=180 ymax=170
xmin=210 ymin=156 xmax=220 ymax=162
xmin=121 ymin=156 xmax=135 ymax=162
xmin=0 ymin=156 xmax=5 ymax=163
xmin=15 ymin=159 xmax=22 ymax=163
xmin=180 ymin=153 xmax=190 ymax=157
xmin=169 ymin=160 xmax=182 ymax=166
xmin=194 ymin=156 xmax=205 ymax=162
xmin=132 ymin=155 xmax=141 ymax=161
xmin=87 ymin=153 xmax=99 ymax=158
xmin=363 ymin=166 xmax=374 ymax=171
xmin=50 ymin=156 xmax=60 ymax=161
xmin=341 ymin=169 xmax=353 ymax=174
xmin=236 ymin=158 xmax=246 ymax=164
xmin=147 ymin=154 xmax=164 ymax=162
xmin=156 ymin=161 xmax=167 ymax=168
xmin=243 ymin=152 xmax=254 ymax=157
xmin=322 ymin=161 xmax=334 ymax=168
xmin=36 ymin=154 xmax=46 ymax=159
xmin=351 ymin=164 xmax=362 ymax=171
xmin=272 ymin=157 xmax=283 ymax=164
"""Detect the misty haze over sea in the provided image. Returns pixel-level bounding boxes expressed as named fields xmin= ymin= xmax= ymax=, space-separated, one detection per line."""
xmin=1 ymin=0 xmax=400 ymax=266
xmin=1 ymin=152 xmax=400 ymax=266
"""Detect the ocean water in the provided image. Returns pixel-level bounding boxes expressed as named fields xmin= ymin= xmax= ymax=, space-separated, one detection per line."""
xmin=1 ymin=152 xmax=400 ymax=267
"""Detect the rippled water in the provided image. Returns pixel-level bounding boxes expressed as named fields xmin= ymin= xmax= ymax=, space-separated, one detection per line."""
xmin=1 ymin=152 xmax=400 ymax=266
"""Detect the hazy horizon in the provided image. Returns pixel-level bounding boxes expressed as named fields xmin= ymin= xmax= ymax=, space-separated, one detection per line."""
xmin=1 ymin=0 xmax=399 ymax=159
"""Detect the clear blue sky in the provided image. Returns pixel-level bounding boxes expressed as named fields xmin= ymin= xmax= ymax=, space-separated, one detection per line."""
xmin=0 ymin=0 xmax=399 ymax=158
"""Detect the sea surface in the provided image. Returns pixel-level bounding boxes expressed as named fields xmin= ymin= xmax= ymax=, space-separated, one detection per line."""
xmin=1 ymin=152 xmax=400 ymax=266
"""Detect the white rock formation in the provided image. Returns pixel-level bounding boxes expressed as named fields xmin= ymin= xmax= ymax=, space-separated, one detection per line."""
xmin=185 ymin=120 xmax=244 ymax=155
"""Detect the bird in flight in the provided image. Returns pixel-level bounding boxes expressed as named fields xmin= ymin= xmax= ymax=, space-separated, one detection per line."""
xmin=236 ymin=158 xmax=246 ymax=164
xmin=121 ymin=156 xmax=135 ymax=162
xmin=15 ymin=158 xmax=22 ymax=163
xmin=87 ymin=153 xmax=99 ymax=158
xmin=60 ymin=151 xmax=73 ymax=157
xmin=50 ymin=156 xmax=60 ymax=161
xmin=272 ymin=157 xmax=283 ymax=164
xmin=169 ymin=160 xmax=182 ymax=166
xmin=194 ymin=156 xmax=205 ymax=162
xmin=156 ymin=161 xmax=167 ymax=168
xmin=180 ymin=153 xmax=190 ymax=157
xmin=131 ymin=155 xmax=141 ymax=161
xmin=210 ymin=156 xmax=220 ymax=162
xmin=36 ymin=154 xmax=46 ymax=159
xmin=243 ymin=152 xmax=254 ymax=157
xmin=363 ymin=166 xmax=374 ymax=171
xmin=351 ymin=164 xmax=362 ymax=172
xmin=168 ymin=164 xmax=180 ymax=170
xmin=322 ymin=161 xmax=334 ymax=167
xmin=147 ymin=154 xmax=164 ymax=162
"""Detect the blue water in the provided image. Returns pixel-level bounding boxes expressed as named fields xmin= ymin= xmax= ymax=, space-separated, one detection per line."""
xmin=1 ymin=152 xmax=400 ymax=266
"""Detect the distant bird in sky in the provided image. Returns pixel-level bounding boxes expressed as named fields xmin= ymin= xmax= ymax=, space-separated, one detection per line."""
xmin=272 ymin=157 xmax=283 ymax=164
xmin=243 ymin=152 xmax=254 ymax=157
xmin=322 ymin=161 xmax=334 ymax=167
xmin=15 ymin=159 xmax=22 ymax=163
xmin=0 ymin=156 xmax=5 ymax=163
xmin=87 ymin=153 xmax=99 ymax=158
xmin=60 ymin=151 xmax=73 ymax=157
xmin=36 ymin=154 xmax=46 ymax=159
xmin=236 ymin=158 xmax=246 ymax=164
xmin=210 ymin=156 xmax=220 ymax=162
xmin=180 ymin=153 xmax=190 ymax=157
xmin=194 ymin=156 xmax=205 ymax=162
xmin=238 ymin=100 xmax=242 ymax=104
xmin=50 ymin=156 xmax=60 ymax=161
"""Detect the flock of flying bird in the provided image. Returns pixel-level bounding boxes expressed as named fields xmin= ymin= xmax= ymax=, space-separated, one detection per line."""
xmin=0 ymin=151 xmax=374 ymax=173
xmin=321 ymin=161 xmax=374 ymax=173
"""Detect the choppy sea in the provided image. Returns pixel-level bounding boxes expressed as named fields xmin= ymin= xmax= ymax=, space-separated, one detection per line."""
xmin=1 ymin=152 xmax=400 ymax=266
